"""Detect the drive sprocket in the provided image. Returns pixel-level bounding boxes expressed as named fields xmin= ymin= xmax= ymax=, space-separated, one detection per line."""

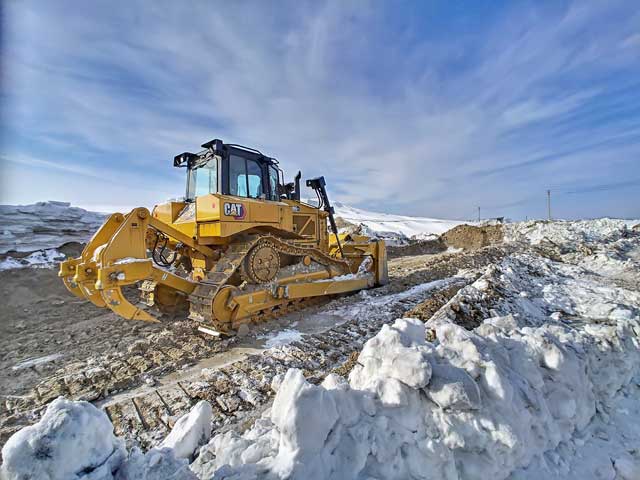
xmin=241 ymin=242 xmax=280 ymax=284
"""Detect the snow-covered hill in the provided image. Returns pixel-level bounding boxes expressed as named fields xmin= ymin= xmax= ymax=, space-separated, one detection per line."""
xmin=0 ymin=201 xmax=106 ymax=254
xmin=333 ymin=202 xmax=470 ymax=244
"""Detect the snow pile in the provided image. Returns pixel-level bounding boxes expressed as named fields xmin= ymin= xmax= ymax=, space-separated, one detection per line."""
xmin=192 ymin=251 xmax=640 ymax=479
xmin=515 ymin=379 xmax=640 ymax=479
xmin=505 ymin=218 xmax=638 ymax=247
xmin=1 ymin=397 xmax=204 ymax=480
xmin=333 ymin=202 xmax=469 ymax=245
xmin=506 ymin=218 xmax=640 ymax=286
xmin=1 ymin=397 xmax=126 ymax=479
xmin=0 ymin=201 xmax=106 ymax=254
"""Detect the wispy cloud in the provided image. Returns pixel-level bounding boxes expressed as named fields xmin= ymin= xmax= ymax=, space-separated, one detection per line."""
xmin=1 ymin=0 xmax=639 ymax=220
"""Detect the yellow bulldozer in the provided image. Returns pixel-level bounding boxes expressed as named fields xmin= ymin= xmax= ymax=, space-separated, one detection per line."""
xmin=59 ymin=139 xmax=388 ymax=335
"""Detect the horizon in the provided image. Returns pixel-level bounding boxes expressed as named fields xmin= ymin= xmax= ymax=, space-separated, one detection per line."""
xmin=2 ymin=198 xmax=639 ymax=224
xmin=1 ymin=1 xmax=639 ymax=220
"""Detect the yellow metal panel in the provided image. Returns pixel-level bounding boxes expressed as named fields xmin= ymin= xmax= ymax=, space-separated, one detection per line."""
xmin=196 ymin=194 xmax=221 ymax=222
xmin=279 ymin=205 xmax=293 ymax=232
xmin=199 ymin=222 xmax=221 ymax=238
xmin=248 ymin=201 xmax=279 ymax=223
xmin=278 ymin=276 xmax=372 ymax=299
xmin=152 ymin=201 xmax=186 ymax=223
xmin=169 ymin=220 xmax=197 ymax=238
xmin=217 ymin=195 xmax=281 ymax=223
xmin=152 ymin=203 xmax=173 ymax=224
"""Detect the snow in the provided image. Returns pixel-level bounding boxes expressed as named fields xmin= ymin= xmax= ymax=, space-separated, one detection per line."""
xmin=259 ymin=329 xmax=304 ymax=348
xmin=0 ymin=248 xmax=66 ymax=271
xmin=333 ymin=202 xmax=470 ymax=245
xmin=511 ymin=379 xmax=640 ymax=479
xmin=0 ymin=201 xmax=106 ymax=253
xmin=505 ymin=218 xmax=638 ymax=247
xmin=192 ymin=231 xmax=640 ymax=479
xmin=505 ymin=218 xmax=640 ymax=287
xmin=113 ymin=257 xmax=150 ymax=265
xmin=12 ymin=353 xmax=64 ymax=371
xmin=1 ymin=397 xmax=126 ymax=480
xmin=161 ymin=400 xmax=213 ymax=459
xmin=114 ymin=448 xmax=198 ymax=479
xmin=1 ymin=397 xmax=199 ymax=480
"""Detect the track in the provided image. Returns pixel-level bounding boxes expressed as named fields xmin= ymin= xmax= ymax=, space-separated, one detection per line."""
xmin=188 ymin=234 xmax=351 ymax=331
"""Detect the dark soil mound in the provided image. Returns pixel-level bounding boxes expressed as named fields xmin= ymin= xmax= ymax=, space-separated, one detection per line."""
xmin=441 ymin=224 xmax=503 ymax=250
xmin=387 ymin=238 xmax=447 ymax=258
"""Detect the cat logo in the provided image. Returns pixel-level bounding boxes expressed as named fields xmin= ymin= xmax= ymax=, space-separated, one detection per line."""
xmin=223 ymin=202 xmax=246 ymax=220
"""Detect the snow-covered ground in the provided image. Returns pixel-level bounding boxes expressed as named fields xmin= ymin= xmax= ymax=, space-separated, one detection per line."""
xmin=1 ymin=397 xmax=198 ymax=480
xmin=191 ymin=247 xmax=640 ymax=480
xmin=333 ymin=202 xmax=470 ymax=245
xmin=506 ymin=218 xmax=640 ymax=288
xmin=2 ymin=218 xmax=640 ymax=480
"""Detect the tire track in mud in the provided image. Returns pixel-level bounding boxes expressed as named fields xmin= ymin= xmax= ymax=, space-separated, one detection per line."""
xmin=104 ymin=276 xmax=472 ymax=448
xmin=0 ymin=245 xmax=510 ymax=448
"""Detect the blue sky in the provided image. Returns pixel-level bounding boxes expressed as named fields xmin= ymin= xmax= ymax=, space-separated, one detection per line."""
xmin=1 ymin=0 xmax=639 ymax=220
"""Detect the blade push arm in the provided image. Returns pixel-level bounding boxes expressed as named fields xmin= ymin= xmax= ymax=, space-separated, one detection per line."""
xmin=306 ymin=176 xmax=344 ymax=257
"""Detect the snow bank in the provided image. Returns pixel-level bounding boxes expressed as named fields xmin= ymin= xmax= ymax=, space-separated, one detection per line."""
xmin=505 ymin=218 xmax=636 ymax=247
xmin=1 ymin=397 xmax=200 ymax=480
xmin=0 ymin=201 xmax=106 ymax=254
xmin=1 ymin=397 xmax=126 ymax=479
xmin=505 ymin=218 xmax=640 ymax=286
xmin=333 ymin=202 xmax=469 ymax=245
xmin=192 ymin=250 xmax=640 ymax=479
xmin=513 ymin=377 xmax=640 ymax=479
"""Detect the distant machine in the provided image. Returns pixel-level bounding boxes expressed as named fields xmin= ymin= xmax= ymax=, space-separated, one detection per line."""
xmin=59 ymin=139 xmax=387 ymax=335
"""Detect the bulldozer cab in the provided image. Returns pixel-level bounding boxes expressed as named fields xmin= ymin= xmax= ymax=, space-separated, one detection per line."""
xmin=175 ymin=139 xmax=282 ymax=203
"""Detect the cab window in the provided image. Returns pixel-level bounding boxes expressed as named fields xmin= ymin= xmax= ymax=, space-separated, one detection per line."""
xmin=229 ymin=155 xmax=264 ymax=198
xmin=269 ymin=166 xmax=279 ymax=200
xmin=246 ymin=159 xmax=263 ymax=198
xmin=189 ymin=158 xmax=217 ymax=199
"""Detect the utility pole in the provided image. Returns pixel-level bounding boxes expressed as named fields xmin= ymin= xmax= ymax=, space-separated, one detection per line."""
xmin=477 ymin=206 xmax=481 ymax=222
xmin=547 ymin=189 xmax=551 ymax=221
